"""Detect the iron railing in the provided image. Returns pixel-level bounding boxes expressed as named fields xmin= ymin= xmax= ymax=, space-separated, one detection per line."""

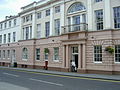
xmin=62 ymin=23 xmax=88 ymax=34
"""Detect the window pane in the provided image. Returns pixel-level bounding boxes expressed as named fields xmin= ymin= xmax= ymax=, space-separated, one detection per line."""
xmin=95 ymin=0 xmax=102 ymax=2
xmin=22 ymin=48 xmax=28 ymax=59
xmin=36 ymin=48 xmax=40 ymax=60
xmin=13 ymin=32 xmax=16 ymax=42
xmin=54 ymin=47 xmax=59 ymax=60
xmin=0 ymin=35 xmax=2 ymax=44
xmin=94 ymin=45 xmax=102 ymax=62
xmin=46 ymin=9 xmax=50 ymax=16
xmin=37 ymin=12 xmax=41 ymax=19
xmin=45 ymin=22 xmax=50 ymax=37
xmin=54 ymin=19 xmax=60 ymax=36
xmin=37 ymin=24 xmax=41 ymax=38
xmin=55 ymin=6 xmax=60 ymax=13
xmin=114 ymin=7 xmax=120 ymax=28
xmin=4 ymin=34 xmax=6 ymax=43
xmin=68 ymin=3 xmax=86 ymax=13
xmin=115 ymin=45 xmax=120 ymax=62
xmin=95 ymin=10 xmax=103 ymax=30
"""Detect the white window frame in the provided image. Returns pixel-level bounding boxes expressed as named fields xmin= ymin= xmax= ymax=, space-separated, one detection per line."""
xmin=36 ymin=48 xmax=40 ymax=61
xmin=0 ymin=50 xmax=1 ymax=59
xmin=45 ymin=53 xmax=48 ymax=60
xmin=7 ymin=50 xmax=10 ymax=59
xmin=26 ymin=15 xmax=30 ymax=22
xmin=22 ymin=48 xmax=28 ymax=61
xmin=13 ymin=32 xmax=16 ymax=42
xmin=8 ymin=33 xmax=11 ymax=43
xmin=46 ymin=9 xmax=50 ymax=16
xmin=54 ymin=19 xmax=60 ymax=36
xmin=53 ymin=47 xmax=59 ymax=62
xmin=30 ymin=14 xmax=32 ymax=21
xmin=9 ymin=21 xmax=11 ymax=27
xmin=4 ymin=34 xmax=6 ymax=43
xmin=95 ymin=0 xmax=102 ymax=3
xmin=14 ymin=19 xmax=17 ymax=26
xmin=55 ymin=6 xmax=60 ymax=13
xmin=23 ymin=26 xmax=32 ymax=40
xmin=93 ymin=45 xmax=102 ymax=63
xmin=3 ymin=50 xmax=5 ymax=59
xmin=115 ymin=45 xmax=120 ymax=63
xmin=37 ymin=12 xmax=41 ymax=19
xmin=95 ymin=9 xmax=104 ymax=30
xmin=4 ymin=22 xmax=7 ymax=29
xmin=37 ymin=24 xmax=41 ymax=38
xmin=67 ymin=3 xmax=86 ymax=14
xmin=0 ymin=35 xmax=2 ymax=44
xmin=23 ymin=17 xmax=25 ymax=23
xmin=45 ymin=22 xmax=50 ymax=37
xmin=0 ymin=24 xmax=3 ymax=29
xmin=113 ymin=6 xmax=120 ymax=29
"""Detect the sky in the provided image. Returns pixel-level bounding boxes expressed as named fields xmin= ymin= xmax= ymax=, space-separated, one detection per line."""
xmin=0 ymin=0 xmax=40 ymax=22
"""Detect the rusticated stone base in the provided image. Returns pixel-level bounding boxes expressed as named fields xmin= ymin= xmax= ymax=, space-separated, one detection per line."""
xmin=113 ymin=71 xmax=120 ymax=75
xmin=77 ymin=69 xmax=87 ymax=73
xmin=86 ymin=69 xmax=113 ymax=75
xmin=1 ymin=63 xmax=120 ymax=75
xmin=0 ymin=62 xmax=10 ymax=67
xmin=61 ymin=68 xmax=69 ymax=72
xmin=17 ymin=64 xmax=34 ymax=69
xmin=34 ymin=65 xmax=44 ymax=69
xmin=48 ymin=67 xmax=61 ymax=71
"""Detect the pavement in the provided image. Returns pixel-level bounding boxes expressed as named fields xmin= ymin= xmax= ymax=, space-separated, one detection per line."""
xmin=0 ymin=66 xmax=120 ymax=81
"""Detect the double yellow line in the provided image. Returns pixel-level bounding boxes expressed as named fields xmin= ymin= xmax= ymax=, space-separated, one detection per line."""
xmin=1 ymin=68 xmax=120 ymax=83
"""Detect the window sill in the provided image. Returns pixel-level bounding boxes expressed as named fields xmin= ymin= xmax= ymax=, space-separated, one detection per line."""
xmin=36 ymin=60 xmax=40 ymax=61
xmin=115 ymin=62 xmax=120 ymax=64
xmin=53 ymin=60 xmax=59 ymax=62
xmin=94 ymin=62 xmax=102 ymax=64
xmin=22 ymin=59 xmax=28 ymax=61
xmin=45 ymin=59 xmax=48 ymax=61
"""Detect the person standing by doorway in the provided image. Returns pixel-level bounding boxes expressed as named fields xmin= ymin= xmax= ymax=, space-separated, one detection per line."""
xmin=71 ymin=60 xmax=77 ymax=72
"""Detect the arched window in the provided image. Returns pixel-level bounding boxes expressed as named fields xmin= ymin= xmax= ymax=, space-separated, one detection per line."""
xmin=22 ymin=48 xmax=28 ymax=60
xmin=68 ymin=2 xmax=86 ymax=14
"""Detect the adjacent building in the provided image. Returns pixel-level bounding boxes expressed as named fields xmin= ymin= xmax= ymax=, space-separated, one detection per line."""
xmin=0 ymin=0 xmax=120 ymax=74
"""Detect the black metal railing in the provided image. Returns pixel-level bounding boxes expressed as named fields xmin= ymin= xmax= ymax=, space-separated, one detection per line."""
xmin=62 ymin=23 xmax=88 ymax=34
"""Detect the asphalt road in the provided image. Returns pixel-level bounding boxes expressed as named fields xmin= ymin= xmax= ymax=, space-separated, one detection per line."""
xmin=0 ymin=68 xmax=120 ymax=90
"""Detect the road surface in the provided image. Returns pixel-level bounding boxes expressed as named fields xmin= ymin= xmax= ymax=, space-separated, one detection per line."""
xmin=0 ymin=68 xmax=120 ymax=90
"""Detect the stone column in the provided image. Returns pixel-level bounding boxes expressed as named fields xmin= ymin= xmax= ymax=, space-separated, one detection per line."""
xmin=62 ymin=45 xmax=66 ymax=68
xmin=104 ymin=0 xmax=112 ymax=29
xmin=78 ymin=44 xmax=82 ymax=69
xmin=20 ymin=16 xmax=23 ymax=40
xmin=50 ymin=6 xmax=54 ymax=36
xmin=66 ymin=45 xmax=69 ymax=68
xmin=32 ymin=10 xmax=36 ymax=39
xmin=60 ymin=2 xmax=65 ymax=34
xmin=29 ymin=26 xmax=31 ymax=39
xmin=82 ymin=44 xmax=86 ymax=69
xmin=87 ymin=0 xmax=93 ymax=31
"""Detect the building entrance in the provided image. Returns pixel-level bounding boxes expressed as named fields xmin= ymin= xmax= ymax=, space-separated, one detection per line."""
xmin=71 ymin=46 xmax=78 ymax=72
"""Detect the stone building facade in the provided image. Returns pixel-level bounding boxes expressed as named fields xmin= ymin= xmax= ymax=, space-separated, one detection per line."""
xmin=0 ymin=0 xmax=120 ymax=74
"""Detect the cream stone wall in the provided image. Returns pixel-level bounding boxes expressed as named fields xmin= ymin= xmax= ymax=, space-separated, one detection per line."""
xmin=0 ymin=0 xmax=120 ymax=74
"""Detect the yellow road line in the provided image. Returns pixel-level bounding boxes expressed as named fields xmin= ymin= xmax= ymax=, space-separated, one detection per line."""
xmin=1 ymin=68 xmax=120 ymax=83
